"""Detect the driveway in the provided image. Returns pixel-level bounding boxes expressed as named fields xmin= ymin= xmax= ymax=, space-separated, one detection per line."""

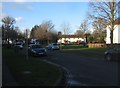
xmin=42 ymin=50 xmax=119 ymax=86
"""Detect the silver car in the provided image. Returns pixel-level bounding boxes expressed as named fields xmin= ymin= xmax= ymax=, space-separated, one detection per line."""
xmin=47 ymin=43 xmax=60 ymax=50
xmin=104 ymin=47 xmax=120 ymax=61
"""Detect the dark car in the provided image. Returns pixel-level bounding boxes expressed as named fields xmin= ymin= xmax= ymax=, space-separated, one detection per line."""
xmin=28 ymin=44 xmax=47 ymax=56
xmin=104 ymin=47 xmax=120 ymax=61
xmin=14 ymin=42 xmax=23 ymax=49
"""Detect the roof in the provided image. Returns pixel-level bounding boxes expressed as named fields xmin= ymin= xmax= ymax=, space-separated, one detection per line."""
xmin=60 ymin=35 xmax=81 ymax=38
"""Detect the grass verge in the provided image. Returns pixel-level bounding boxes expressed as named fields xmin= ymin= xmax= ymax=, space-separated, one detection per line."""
xmin=61 ymin=44 xmax=87 ymax=49
xmin=61 ymin=44 xmax=108 ymax=59
xmin=3 ymin=48 xmax=61 ymax=86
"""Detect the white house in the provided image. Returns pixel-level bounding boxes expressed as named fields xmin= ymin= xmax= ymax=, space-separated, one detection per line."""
xmin=57 ymin=35 xmax=85 ymax=44
xmin=106 ymin=18 xmax=120 ymax=44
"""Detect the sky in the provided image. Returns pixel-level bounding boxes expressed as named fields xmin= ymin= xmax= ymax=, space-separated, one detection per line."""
xmin=1 ymin=2 xmax=90 ymax=34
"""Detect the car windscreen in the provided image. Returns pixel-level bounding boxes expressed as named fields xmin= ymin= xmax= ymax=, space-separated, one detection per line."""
xmin=53 ymin=44 xmax=58 ymax=46
xmin=16 ymin=43 xmax=22 ymax=45
xmin=32 ymin=45 xmax=42 ymax=48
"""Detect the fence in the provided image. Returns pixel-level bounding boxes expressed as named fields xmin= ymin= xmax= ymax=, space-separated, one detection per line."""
xmin=88 ymin=43 xmax=107 ymax=48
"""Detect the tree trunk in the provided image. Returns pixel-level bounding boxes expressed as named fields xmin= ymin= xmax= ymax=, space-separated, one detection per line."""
xmin=47 ymin=39 xmax=49 ymax=45
xmin=85 ymin=36 xmax=88 ymax=43
xmin=110 ymin=30 xmax=113 ymax=46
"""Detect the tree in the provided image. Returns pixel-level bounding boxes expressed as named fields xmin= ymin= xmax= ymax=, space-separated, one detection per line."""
xmin=14 ymin=26 xmax=26 ymax=40
xmin=61 ymin=22 xmax=71 ymax=35
xmin=75 ymin=19 xmax=90 ymax=43
xmin=92 ymin=18 xmax=107 ymax=43
xmin=30 ymin=20 xmax=55 ymax=44
xmin=30 ymin=25 xmax=39 ymax=39
xmin=43 ymin=20 xmax=54 ymax=44
xmin=61 ymin=22 xmax=71 ymax=42
xmin=2 ymin=16 xmax=16 ymax=29
xmin=57 ymin=31 xmax=62 ymax=39
xmin=88 ymin=1 xmax=119 ymax=45
xmin=1 ymin=16 xmax=16 ymax=44
xmin=75 ymin=29 xmax=84 ymax=38
xmin=91 ymin=29 xmax=106 ymax=43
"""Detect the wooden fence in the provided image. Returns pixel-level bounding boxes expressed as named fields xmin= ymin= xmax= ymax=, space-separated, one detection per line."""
xmin=88 ymin=43 xmax=107 ymax=48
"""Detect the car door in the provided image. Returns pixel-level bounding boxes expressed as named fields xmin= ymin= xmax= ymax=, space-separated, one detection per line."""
xmin=117 ymin=48 xmax=120 ymax=61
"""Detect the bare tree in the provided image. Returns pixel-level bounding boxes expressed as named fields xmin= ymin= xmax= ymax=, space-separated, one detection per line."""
xmin=61 ymin=22 xmax=71 ymax=42
xmin=2 ymin=16 xmax=16 ymax=29
xmin=75 ymin=19 xmax=90 ymax=43
xmin=42 ymin=20 xmax=54 ymax=44
xmin=91 ymin=18 xmax=107 ymax=43
xmin=30 ymin=20 xmax=54 ymax=44
xmin=61 ymin=22 xmax=71 ymax=35
xmin=1 ymin=16 xmax=16 ymax=44
xmin=30 ymin=25 xmax=39 ymax=39
xmin=88 ymin=1 xmax=119 ymax=45
xmin=34 ymin=25 xmax=45 ymax=40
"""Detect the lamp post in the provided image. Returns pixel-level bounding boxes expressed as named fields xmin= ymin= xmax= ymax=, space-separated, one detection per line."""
xmin=26 ymin=29 xmax=28 ymax=60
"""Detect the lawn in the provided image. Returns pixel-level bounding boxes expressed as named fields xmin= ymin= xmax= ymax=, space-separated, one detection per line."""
xmin=61 ymin=44 xmax=108 ymax=59
xmin=61 ymin=44 xmax=87 ymax=49
xmin=3 ymin=47 xmax=61 ymax=86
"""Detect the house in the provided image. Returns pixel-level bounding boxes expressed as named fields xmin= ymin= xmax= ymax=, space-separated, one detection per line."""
xmin=106 ymin=17 xmax=120 ymax=44
xmin=57 ymin=35 xmax=85 ymax=44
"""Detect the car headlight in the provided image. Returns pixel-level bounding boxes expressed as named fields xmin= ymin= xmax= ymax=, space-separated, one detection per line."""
xmin=104 ymin=51 xmax=108 ymax=54
xmin=52 ymin=46 xmax=55 ymax=48
xmin=44 ymin=48 xmax=47 ymax=52
xmin=31 ymin=49 xmax=36 ymax=53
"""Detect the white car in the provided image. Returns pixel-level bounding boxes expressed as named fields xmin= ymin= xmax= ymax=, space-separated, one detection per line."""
xmin=47 ymin=43 xmax=60 ymax=50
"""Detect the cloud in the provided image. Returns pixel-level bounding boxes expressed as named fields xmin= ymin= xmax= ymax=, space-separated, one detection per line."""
xmin=13 ymin=3 xmax=34 ymax=11
xmin=25 ymin=6 xmax=34 ymax=10
xmin=14 ymin=0 xmax=28 ymax=2
xmin=15 ymin=17 xmax=24 ymax=22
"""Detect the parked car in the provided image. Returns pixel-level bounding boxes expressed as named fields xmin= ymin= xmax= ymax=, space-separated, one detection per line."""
xmin=47 ymin=43 xmax=60 ymax=50
xmin=28 ymin=44 xmax=47 ymax=56
xmin=28 ymin=43 xmax=36 ymax=48
xmin=14 ymin=42 xmax=23 ymax=49
xmin=104 ymin=47 xmax=120 ymax=61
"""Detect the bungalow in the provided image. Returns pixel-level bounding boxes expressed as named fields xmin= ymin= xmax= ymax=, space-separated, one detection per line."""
xmin=106 ymin=17 xmax=120 ymax=44
xmin=57 ymin=35 xmax=85 ymax=44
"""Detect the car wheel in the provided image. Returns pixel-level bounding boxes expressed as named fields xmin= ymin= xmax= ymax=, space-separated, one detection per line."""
xmin=106 ymin=54 xmax=112 ymax=61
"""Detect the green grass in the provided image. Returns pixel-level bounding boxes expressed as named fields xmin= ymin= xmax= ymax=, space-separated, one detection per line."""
xmin=61 ymin=44 xmax=108 ymax=59
xmin=3 ymin=48 xmax=61 ymax=86
xmin=61 ymin=44 xmax=87 ymax=49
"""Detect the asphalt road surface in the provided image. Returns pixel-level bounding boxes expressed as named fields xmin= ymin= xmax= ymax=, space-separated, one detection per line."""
xmin=42 ymin=50 xmax=119 ymax=86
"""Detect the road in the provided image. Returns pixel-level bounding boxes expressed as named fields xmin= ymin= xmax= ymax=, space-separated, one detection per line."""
xmin=42 ymin=50 xmax=119 ymax=86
